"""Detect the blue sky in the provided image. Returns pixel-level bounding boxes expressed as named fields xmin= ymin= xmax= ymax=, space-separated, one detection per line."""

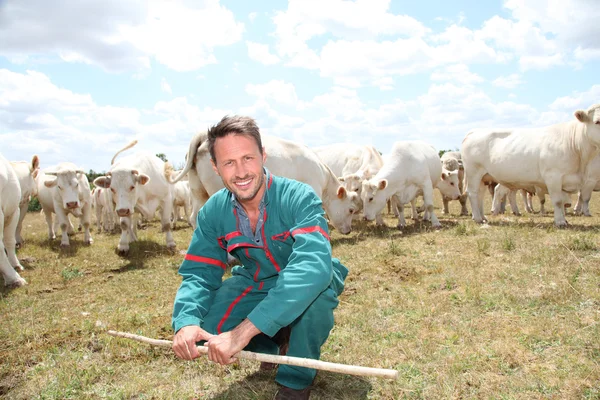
xmin=1 ymin=0 xmax=599 ymax=171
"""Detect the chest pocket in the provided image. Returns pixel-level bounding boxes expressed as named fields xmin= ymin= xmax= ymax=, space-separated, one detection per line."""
xmin=270 ymin=230 xmax=294 ymax=255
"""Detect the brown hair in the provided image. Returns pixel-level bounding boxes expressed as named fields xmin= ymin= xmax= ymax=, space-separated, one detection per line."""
xmin=207 ymin=115 xmax=263 ymax=162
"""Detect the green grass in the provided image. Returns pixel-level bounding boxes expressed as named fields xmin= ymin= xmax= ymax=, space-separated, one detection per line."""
xmin=2 ymin=193 xmax=600 ymax=399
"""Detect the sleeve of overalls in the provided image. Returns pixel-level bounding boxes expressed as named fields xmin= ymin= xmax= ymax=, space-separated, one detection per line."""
xmin=171 ymin=206 xmax=228 ymax=333
xmin=247 ymin=188 xmax=333 ymax=337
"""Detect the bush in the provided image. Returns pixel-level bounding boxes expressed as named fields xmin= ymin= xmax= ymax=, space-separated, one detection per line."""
xmin=28 ymin=197 xmax=42 ymax=212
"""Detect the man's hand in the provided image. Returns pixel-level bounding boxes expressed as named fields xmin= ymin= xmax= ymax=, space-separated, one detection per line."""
xmin=205 ymin=319 xmax=261 ymax=365
xmin=172 ymin=325 xmax=214 ymax=360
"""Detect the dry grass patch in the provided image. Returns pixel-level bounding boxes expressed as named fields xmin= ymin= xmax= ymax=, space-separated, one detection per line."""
xmin=2 ymin=193 xmax=600 ymax=399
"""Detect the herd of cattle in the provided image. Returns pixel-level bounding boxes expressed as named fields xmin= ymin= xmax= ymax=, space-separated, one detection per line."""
xmin=1 ymin=103 xmax=600 ymax=288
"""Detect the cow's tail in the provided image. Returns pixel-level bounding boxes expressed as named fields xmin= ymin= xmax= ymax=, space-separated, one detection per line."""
xmin=111 ymin=140 xmax=139 ymax=165
xmin=164 ymin=161 xmax=176 ymax=184
xmin=171 ymin=131 xmax=206 ymax=183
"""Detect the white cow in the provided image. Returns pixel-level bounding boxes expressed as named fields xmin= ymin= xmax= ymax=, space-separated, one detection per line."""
xmin=94 ymin=141 xmax=176 ymax=254
xmin=10 ymin=155 xmax=40 ymax=247
xmin=574 ymin=153 xmax=600 ymax=216
xmin=313 ymin=144 xmax=384 ymax=193
xmin=313 ymin=143 xmax=385 ymax=223
xmin=37 ymin=163 xmax=93 ymax=246
xmin=462 ymin=104 xmax=600 ymax=227
xmin=91 ymin=187 xmax=116 ymax=232
xmin=173 ymin=132 xmax=360 ymax=234
xmin=0 ymin=153 xmax=27 ymax=287
xmin=361 ymin=141 xmax=460 ymax=228
xmin=172 ymin=180 xmax=192 ymax=227
xmin=439 ymin=151 xmax=469 ymax=216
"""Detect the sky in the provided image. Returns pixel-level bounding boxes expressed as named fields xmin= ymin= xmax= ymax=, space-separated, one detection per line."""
xmin=1 ymin=0 xmax=599 ymax=172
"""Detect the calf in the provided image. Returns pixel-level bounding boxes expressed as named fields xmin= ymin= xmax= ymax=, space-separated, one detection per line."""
xmin=37 ymin=163 xmax=93 ymax=246
xmin=362 ymin=141 xmax=459 ymax=228
xmin=94 ymin=141 xmax=176 ymax=254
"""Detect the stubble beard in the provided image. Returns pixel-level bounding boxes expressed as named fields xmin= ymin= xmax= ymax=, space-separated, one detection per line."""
xmin=228 ymin=172 xmax=265 ymax=202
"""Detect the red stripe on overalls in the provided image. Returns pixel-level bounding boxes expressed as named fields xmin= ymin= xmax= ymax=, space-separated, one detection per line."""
xmin=291 ymin=226 xmax=331 ymax=241
xmin=216 ymin=285 xmax=253 ymax=334
xmin=261 ymin=209 xmax=281 ymax=272
xmin=184 ymin=254 xmax=227 ymax=270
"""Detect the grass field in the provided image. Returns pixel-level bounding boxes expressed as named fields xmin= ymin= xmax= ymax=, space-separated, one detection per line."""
xmin=1 ymin=193 xmax=599 ymax=399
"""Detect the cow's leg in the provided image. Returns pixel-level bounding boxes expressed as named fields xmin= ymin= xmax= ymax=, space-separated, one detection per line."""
xmin=538 ymin=191 xmax=546 ymax=214
xmin=55 ymin=209 xmax=71 ymax=247
xmin=160 ymin=199 xmax=176 ymax=250
xmin=375 ymin=211 xmax=384 ymax=226
xmin=4 ymin=208 xmax=25 ymax=271
xmin=0 ymin=208 xmax=27 ymax=287
xmin=396 ymin=198 xmax=407 ymax=229
xmin=15 ymin=201 xmax=27 ymax=247
xmin=442 ymin=196 xmax=450 ymax=214
xmin=411 ymin=199 xmax=421 ymax=220
xmin=183 ymin=200 xmax=192 ymax=226
xmin=466 ymin=171 xmax=487 ymax=223
xmin=95 ymin=202 xmax=103 ymax=232
xmin=43 ymin=210 xmax=55 ymax=240
xmin=81 ymin=202 xmax=93 ymax=245
xmin=547 ymin=181 xmax=568 ymax=227
xmin=458 ymin=193 xmax=469 ymax=216
xmin=508 ymin=190 xmax=520 ymax=216
xmin=576 ymin=181 xmax=595 ymax=217
xmin=422 ymin=183 xmax=441 ymax=228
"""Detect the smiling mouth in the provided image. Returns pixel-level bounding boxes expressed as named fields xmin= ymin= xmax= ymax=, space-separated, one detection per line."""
xmin=234 ymin=178 xmax=253 ymax=188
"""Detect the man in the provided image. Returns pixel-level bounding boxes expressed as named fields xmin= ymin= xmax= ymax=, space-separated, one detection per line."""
xmin=171 ymin=115 xmax=348 ymax=399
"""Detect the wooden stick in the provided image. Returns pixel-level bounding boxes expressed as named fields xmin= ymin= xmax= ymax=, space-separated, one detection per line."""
xmin=107 ymin=330 xmax=398 ymax=380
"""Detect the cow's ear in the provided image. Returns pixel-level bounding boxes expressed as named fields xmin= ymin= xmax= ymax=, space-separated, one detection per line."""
xmin=137 ymin=173 xmax=150 ymax=185
xmin=32 ymin=169 xmax=40 ymax=179
xmin=93 ymin=177 xmax=111 ymax=189
xmin=44 ymin=178 xmax=57 ymax=188
xmin=575 ymin=109 xmax=589 ymax=123
xmin=337 ymin=186 xmax=347 ymax=200
xmin=378 ymin=179 xmax=387 ymax=190
xmin=31 ymin=155 xmax=40 ymax=171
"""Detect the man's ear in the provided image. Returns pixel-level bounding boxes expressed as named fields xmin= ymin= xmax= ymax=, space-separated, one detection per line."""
xmin=210 ymin=159 xmax=220 ymax=176
xmin=262 ymin=147 xmax=267 ymax=164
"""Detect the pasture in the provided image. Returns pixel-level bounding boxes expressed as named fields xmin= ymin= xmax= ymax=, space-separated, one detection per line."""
xmin=1 ymin=193 xmax=600 ymax=399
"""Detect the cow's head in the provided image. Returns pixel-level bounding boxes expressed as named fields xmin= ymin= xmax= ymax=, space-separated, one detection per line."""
xmin=437 ymin=169 xmax=461 ymax=200
xmin=94 ymin=169 xmax=150 ymax=217
xmin=323 ymin=185 xmax=360 ymax=235
xmin=44 ymin=168 xmax=85 ymax=215
xmin=361 ymin=178 xmax=388 ymax=221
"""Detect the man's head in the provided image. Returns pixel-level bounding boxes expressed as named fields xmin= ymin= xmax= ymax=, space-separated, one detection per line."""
xmin=208 ymin=115 xmax=267 ymax=205
xmin=208 ymin=115 xmax=263 ymax=163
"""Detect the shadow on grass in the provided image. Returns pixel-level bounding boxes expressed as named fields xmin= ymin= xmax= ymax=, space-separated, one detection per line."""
xmin=209 ymin=370 xmax=372 ymax=400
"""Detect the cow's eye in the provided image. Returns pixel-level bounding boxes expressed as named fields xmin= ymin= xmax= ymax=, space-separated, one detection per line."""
xmin=369 ymin=197 xmax=373 ymax=202
xmin=451 ymin=182 xmax=455 ymax=186
xmin=58 ymin=185 xmax=62 ymax=190
xmin=111 ymin=188 xmax=116 ymax=193
xmin=130 ymin=186 xmax=135 ymax=191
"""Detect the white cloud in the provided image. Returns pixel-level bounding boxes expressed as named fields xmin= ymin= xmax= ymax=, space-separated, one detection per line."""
xmin=248 ymin=12 xmax=258 ymax=22
xmin=431 ymin=64 xmax=484 ymax=85
xmin=0 ymin=0 xmax=244 ymax=73
xmin=492 ymin=73 xmax=524 ymax=89
xmin=548 ymin=85 xmax=600 ymax=112
xmin=161 ymin=78 xmax=172 ymax=94
xmin=0 ymin=69 xmax=229 ymax=169
xmin=245 ymin=80 xmax=298 ymax=105
xmin=246 ymin=41 xmax=280 ymax=65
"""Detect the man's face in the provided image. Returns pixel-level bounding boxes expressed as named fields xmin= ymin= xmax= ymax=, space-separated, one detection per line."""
xmin=211 ymin=133 xmax=267 ymax=205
